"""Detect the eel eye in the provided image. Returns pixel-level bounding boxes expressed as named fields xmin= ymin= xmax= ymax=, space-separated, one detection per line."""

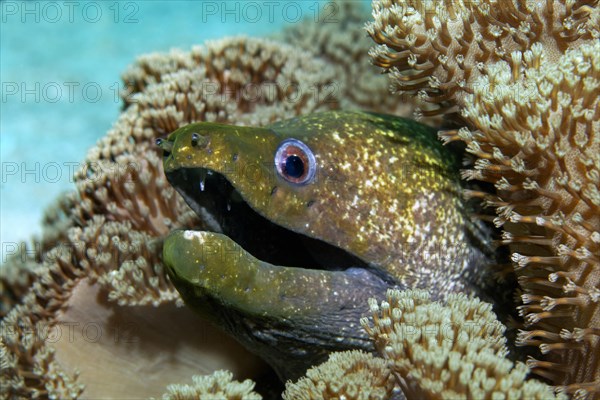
xmin=274 ymin=138 xmax=316 ymax=185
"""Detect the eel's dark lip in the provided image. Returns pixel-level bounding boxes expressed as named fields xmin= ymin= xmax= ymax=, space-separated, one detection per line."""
xmin=165 ymin=166 xmax=371 ymax=272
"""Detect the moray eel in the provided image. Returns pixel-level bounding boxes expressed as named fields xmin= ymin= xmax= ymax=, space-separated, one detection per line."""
xmin=159 ymin=111 xmax=494 ymax=380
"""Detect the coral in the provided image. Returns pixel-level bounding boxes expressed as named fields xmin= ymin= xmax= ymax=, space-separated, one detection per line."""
xmin=73 ymin=149 xmax=199 ymax=306
xmin=282 ymin=350 xmax=397 ymax=400
xmin=121 ymin=4 xmax=419 ymax=125
xmin=160 ymin=370 xmax=261 ymax=400
xmin=1 ymin=192 xmax=76 ymax=318
xmin=457 ymin=41 xmax=600 ymax=395
xmin=118 ymin=36 xmax=338 ymax=128
xmin=367 ymin=0 xmax=598 ymax=116
xmin=279 ymin=1 xmax=418 ymax=118
xmin=361 ymin=289 xmax=563 ymax=399
xmin=0 ymin=311 xmax=84 ymax=399
xmin=367 ymin=0 xmax=600 ymax=395
xmin=39 ymin=191 xmax=79 ymax=248
xmin=0 ymin=253 xmax=40 ymax=318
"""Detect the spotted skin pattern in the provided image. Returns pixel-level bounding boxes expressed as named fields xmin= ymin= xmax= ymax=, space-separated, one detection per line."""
xmin=160 ymin=111 xmax=493 ymax=379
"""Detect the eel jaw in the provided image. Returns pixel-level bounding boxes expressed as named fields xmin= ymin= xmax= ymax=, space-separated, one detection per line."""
xmin=164 ymin=166 xmax=374 ymax=271
xmin=163 ymin=167 xmax=392 ymax=380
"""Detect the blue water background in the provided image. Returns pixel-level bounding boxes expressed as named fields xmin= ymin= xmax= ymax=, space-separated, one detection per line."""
xmin=0 ymin=0 xmax=345 ymax=260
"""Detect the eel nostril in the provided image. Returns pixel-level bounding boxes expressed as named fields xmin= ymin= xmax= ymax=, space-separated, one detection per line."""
xmin=156 ymin=137 xmax=173 ymax=157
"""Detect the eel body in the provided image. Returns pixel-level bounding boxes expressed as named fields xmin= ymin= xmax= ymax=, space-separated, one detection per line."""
xmin=159 ymin=111 xmax=493 ymax=380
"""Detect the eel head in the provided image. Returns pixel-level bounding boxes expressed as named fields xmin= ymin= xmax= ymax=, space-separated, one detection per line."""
xmin=158 ymin=111 xmax=493 ymax=380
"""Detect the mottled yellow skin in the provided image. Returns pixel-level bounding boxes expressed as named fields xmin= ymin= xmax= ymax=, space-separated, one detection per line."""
xmin=160 ymin=111 xmax=492 ymax=380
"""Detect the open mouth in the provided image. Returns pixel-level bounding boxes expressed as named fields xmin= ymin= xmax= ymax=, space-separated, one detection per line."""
xmin=165 ymin=167 xmax=371 ymax=272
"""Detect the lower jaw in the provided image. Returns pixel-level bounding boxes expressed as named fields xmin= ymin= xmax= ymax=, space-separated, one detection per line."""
xmin=163 ymin=229 xmax=390 ymax=320
xmin=163 ymin=229 xmax=391 ymax=380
